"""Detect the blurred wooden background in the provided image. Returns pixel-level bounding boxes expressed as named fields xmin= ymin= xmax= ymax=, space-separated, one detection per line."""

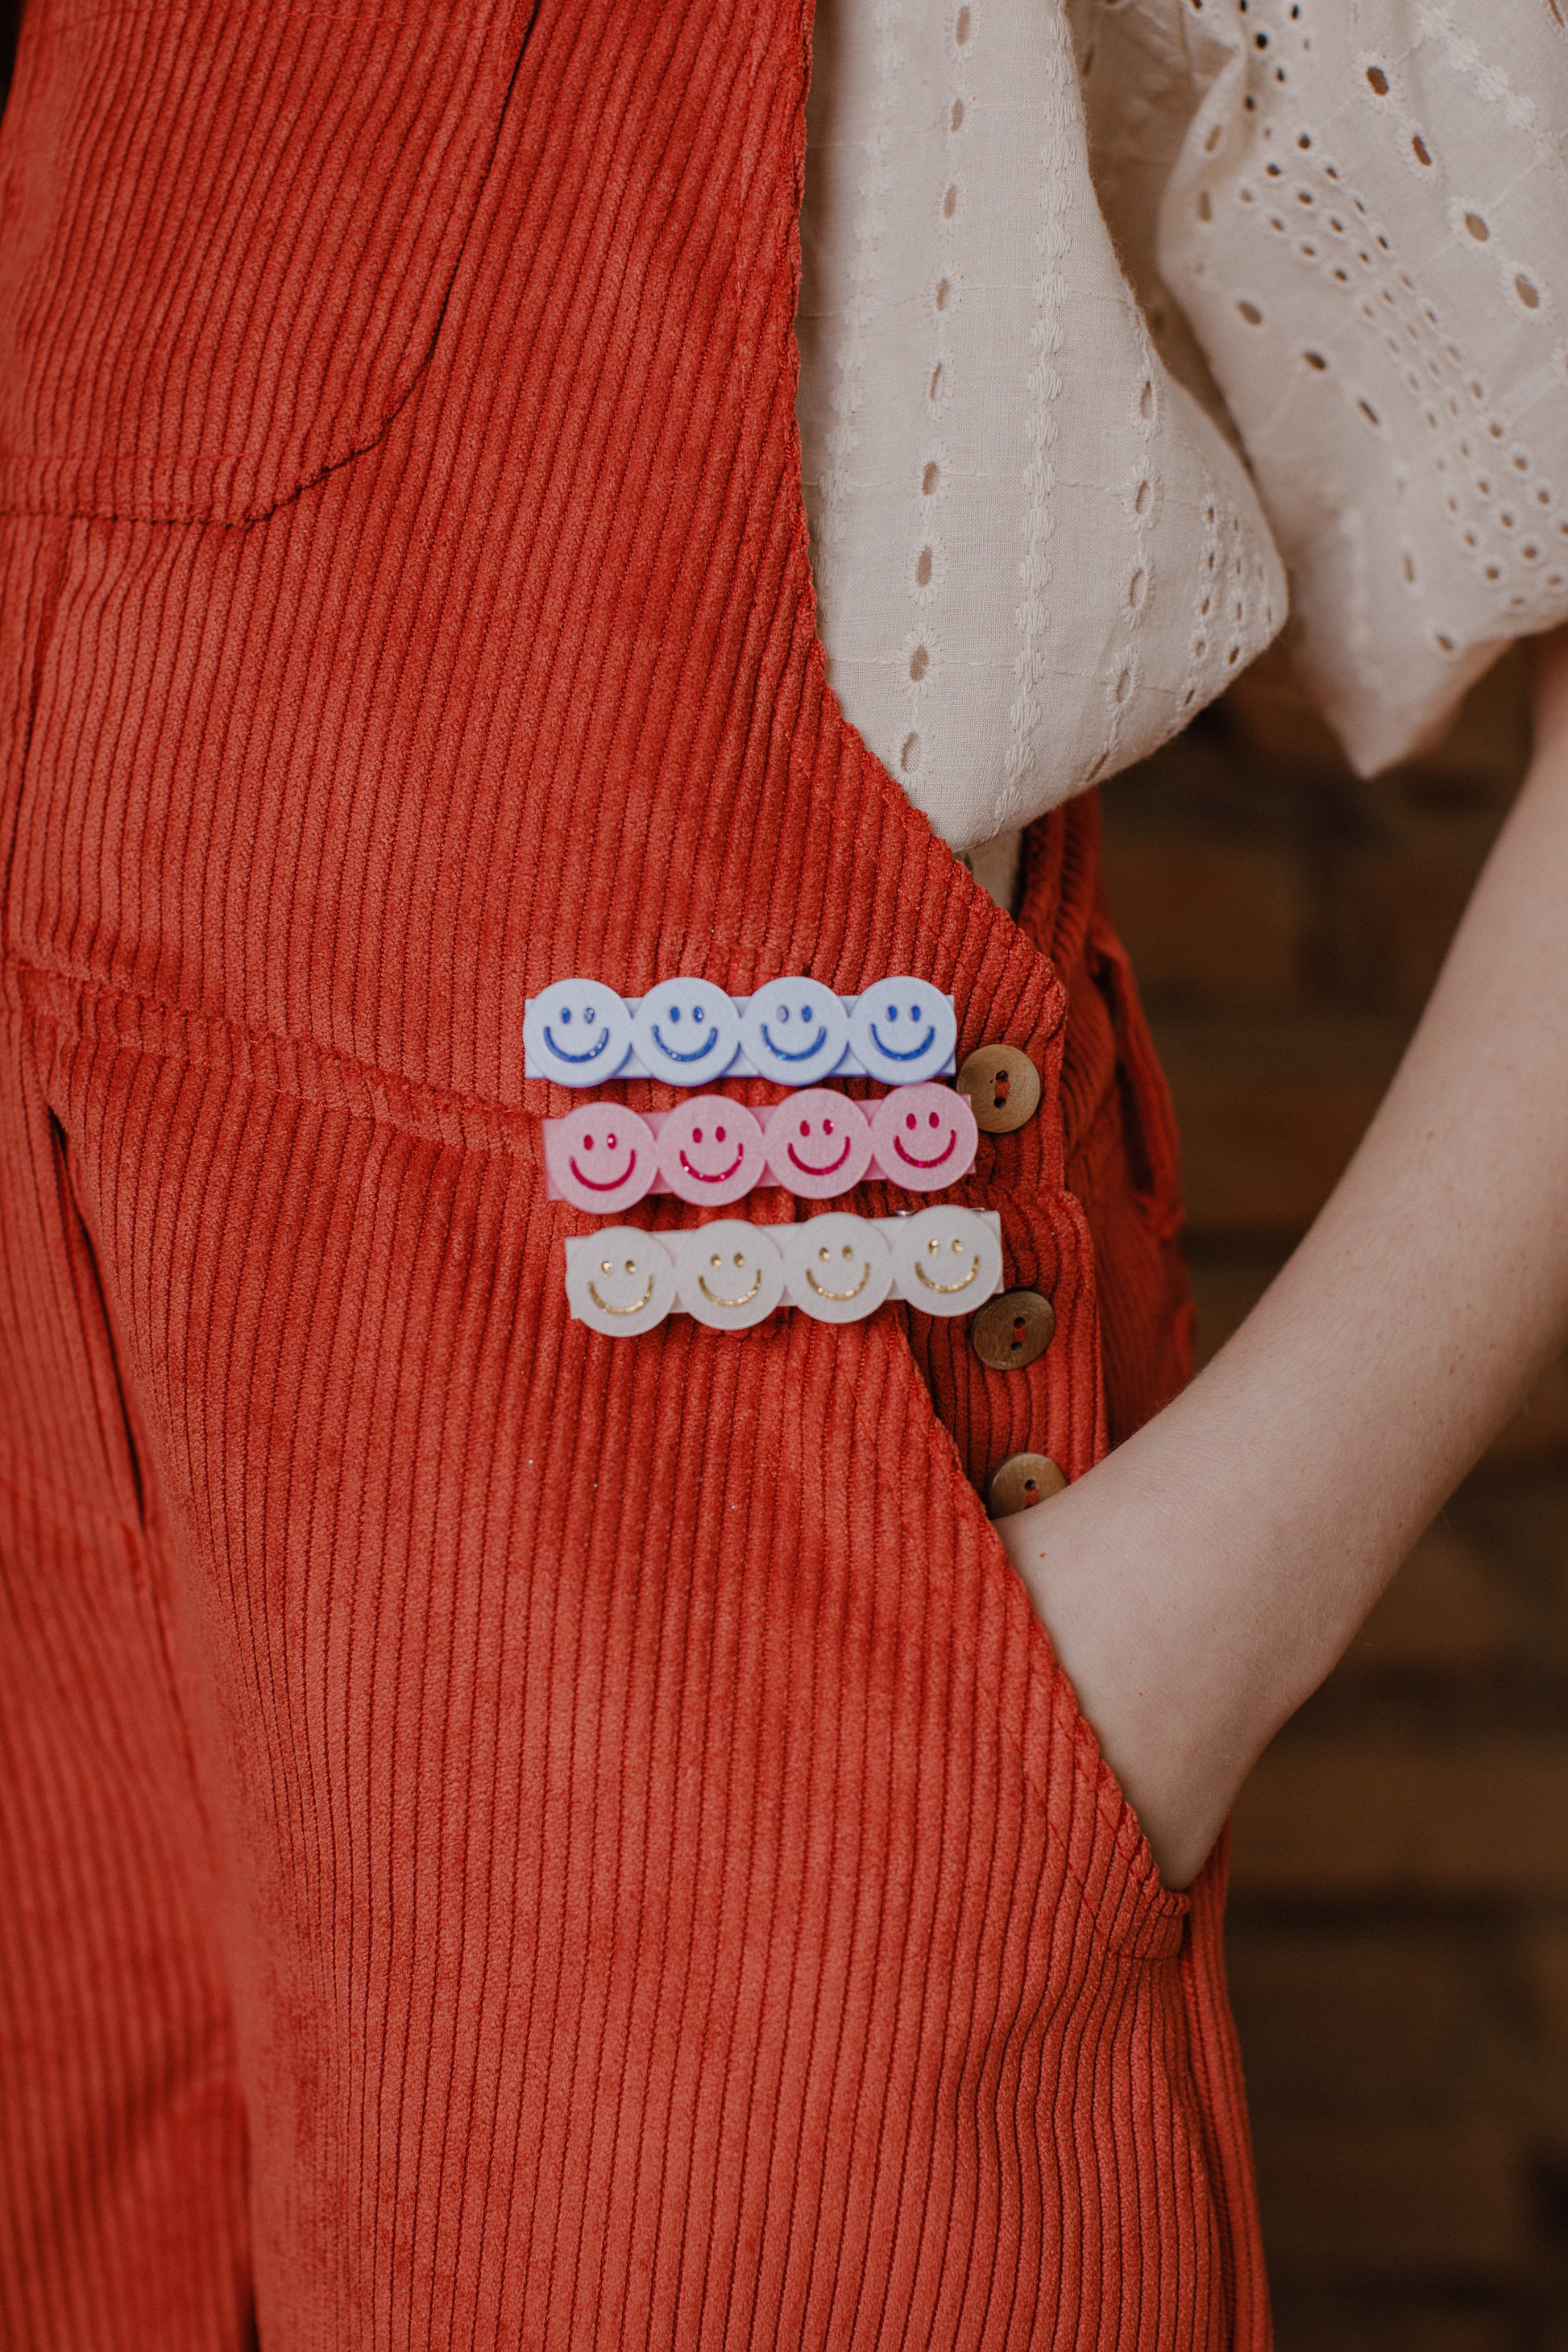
xmin=1101 ymin=649 xmax=1568 ymax=2352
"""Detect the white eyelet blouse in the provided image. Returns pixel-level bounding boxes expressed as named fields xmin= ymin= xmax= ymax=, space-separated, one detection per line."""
xmin=796 ymin=0 xmax=1568 ymax=857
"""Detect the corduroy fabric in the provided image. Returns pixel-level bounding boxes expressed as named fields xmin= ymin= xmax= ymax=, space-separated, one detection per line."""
xmin=0 ymin=2 xmax=1267 ymax=2345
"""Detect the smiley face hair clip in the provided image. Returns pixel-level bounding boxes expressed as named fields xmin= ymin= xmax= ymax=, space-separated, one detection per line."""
xmin=543 ymin=1085 xmax=979 ymax=1211
xmin=564 ymin=1208 xmax=1005 ymax=1336
xmin=525 ymin=976 xmax=958 ymax=1087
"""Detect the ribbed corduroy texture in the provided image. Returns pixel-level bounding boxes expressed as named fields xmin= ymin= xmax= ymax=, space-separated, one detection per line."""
xmin=0 ymin=1 xmax=1267 ymax=2344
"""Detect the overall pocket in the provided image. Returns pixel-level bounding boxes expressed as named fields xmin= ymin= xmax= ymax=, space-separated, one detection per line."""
xmin=0 ymin=0 xmax=523 ymax=524
xmin=898 ymin=1335 xmax=1192 ymax=1959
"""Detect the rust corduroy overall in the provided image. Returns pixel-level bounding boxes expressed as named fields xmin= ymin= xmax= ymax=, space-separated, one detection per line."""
xmin=0 ymin=0 xmax=1269 ymax=2342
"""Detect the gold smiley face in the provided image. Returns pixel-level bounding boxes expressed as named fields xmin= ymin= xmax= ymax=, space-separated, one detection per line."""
xmin=566 ymin=1228 xmax=677 ymax=1336
xmin=783 ymin=1213 xmax=895 ymax=1324
xmin=700 ymin=1248 xmax=763 ymax=1308
xmin=914 ymin=1233 xmax=983 ymax=1295
xmin=889 ymin=1206 xmax=1005 ymax=1320
xmin=674 ymin=1222 xmax=786 ymax=1331
xmin=589 ymin=1252 xmax=657 ymax=1315
xmin=807 ymin=1242 xmax=872 ymax=1300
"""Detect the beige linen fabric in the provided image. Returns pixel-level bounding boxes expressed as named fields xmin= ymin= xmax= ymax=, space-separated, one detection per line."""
xmin=798 ymin=0 xmax=1568 ymax=855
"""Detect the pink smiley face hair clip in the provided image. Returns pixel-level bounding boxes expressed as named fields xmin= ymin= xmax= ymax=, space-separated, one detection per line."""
xmin=761 ymin=1090 xmax=875 ymax=1199
xmin=654 ymin=1099 xmax=769 ymax=1206
xmin=545 ymin=1086 xmax=973 ymax=1213
xmin=866 ymin=1084 xmax=978 ymax=1193
xmin=541 ymin=1102 xmax=658 ymax=1213
xmin=543 ymin=1089 xmax=980 ymax=1212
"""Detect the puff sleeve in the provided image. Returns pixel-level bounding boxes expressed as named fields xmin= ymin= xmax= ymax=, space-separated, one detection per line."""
xmin=796 ymin=0 xmax=1288 ymax=853
xmin=1085 ymin=0 xmax=1568 ymax=774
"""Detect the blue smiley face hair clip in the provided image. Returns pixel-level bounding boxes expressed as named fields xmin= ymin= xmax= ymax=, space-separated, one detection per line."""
xmin=524 ymin=975 xmax=956 ymax=1086
xmin=846 ymin=977 xmax=958 ymax=1087
xmin=522 ymin=980 xmax=635 ymax=1080
xmin=630 ymin=978 xmax=745 ymax=1086
xmin=738 ymin=979 xmax=852 ymax=1086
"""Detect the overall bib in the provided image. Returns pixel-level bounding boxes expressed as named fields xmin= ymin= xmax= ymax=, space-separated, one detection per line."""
xmin=0 ymin=0 xmax=1269 ymax=2342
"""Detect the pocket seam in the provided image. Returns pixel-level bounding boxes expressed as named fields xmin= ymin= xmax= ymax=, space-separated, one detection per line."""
xmin=904 ymin=1402 xmax=1192 ymax=1964
xmin=0 ymin=400 xmax=418 ymax=525
xmin=1082 ymin=906 xmax=1186 ymax=1244
xmin=0 ymin=0 xmax=523 ymax=526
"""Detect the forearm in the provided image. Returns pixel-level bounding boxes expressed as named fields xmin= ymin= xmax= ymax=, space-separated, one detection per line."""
xmin=1002 ymin=628 xmax=1568 ymax=1889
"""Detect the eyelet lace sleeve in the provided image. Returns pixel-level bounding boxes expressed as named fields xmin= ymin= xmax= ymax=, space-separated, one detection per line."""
xmin=797 ymin=0 xmax=1568 ymax=853
xmin=1092 ymin=0 xmax=1568 ymax=774
xmin=796 ymin=0 xmax=1287 ymax=855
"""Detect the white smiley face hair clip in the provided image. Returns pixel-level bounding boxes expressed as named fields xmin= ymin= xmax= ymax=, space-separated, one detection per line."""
xmin=885 ymin=1204 xmax=1005 ymax=1316
xmin=778 ymin=1213 xmax=896 ymax=1325
xmin=563 ymin=1209 xmax=1003 ymax=1337
xmin=672 ymin=1221 xmax=789 ymax=1331
xmin=525 ymin=976 xmax=956 ymax=1085
xmin=563 ymin=1230 xmax=678 ymax=1336
xmin=542 ymin=1085 xmax=980 ymax=1212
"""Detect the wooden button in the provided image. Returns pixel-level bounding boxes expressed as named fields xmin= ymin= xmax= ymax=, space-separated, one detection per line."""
xmin=970 ymin=1288 xmax=1056 ymax=1371
xmin=956 ymin=1043 xmax=1041 ymax=1135
xmin=985 ymin=1452 xmax=1067 ymax=1518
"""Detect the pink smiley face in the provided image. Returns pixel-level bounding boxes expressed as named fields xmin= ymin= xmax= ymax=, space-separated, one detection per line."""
xmin=543 ymin=1104 xmax=657 ymax=1213
xmin=868 ymin=1083 xmax=978 ymax=1193
xmin=764 ymin=1089 xmax=874 ymax=1200
xmin=655 ymin=1097 xmax=768 ymax=1205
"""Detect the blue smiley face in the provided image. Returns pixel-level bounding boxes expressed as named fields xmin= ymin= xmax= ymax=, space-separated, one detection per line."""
xmin=738 ymin=983 xmax=851 ymax=1086
xmin=848 ymin=977 xmax=957 ymax=1085
xmin=631 ymin=977 xmax=743 ymax=1085
xmin=523 ymin=979 xmax=635 ymax=1086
